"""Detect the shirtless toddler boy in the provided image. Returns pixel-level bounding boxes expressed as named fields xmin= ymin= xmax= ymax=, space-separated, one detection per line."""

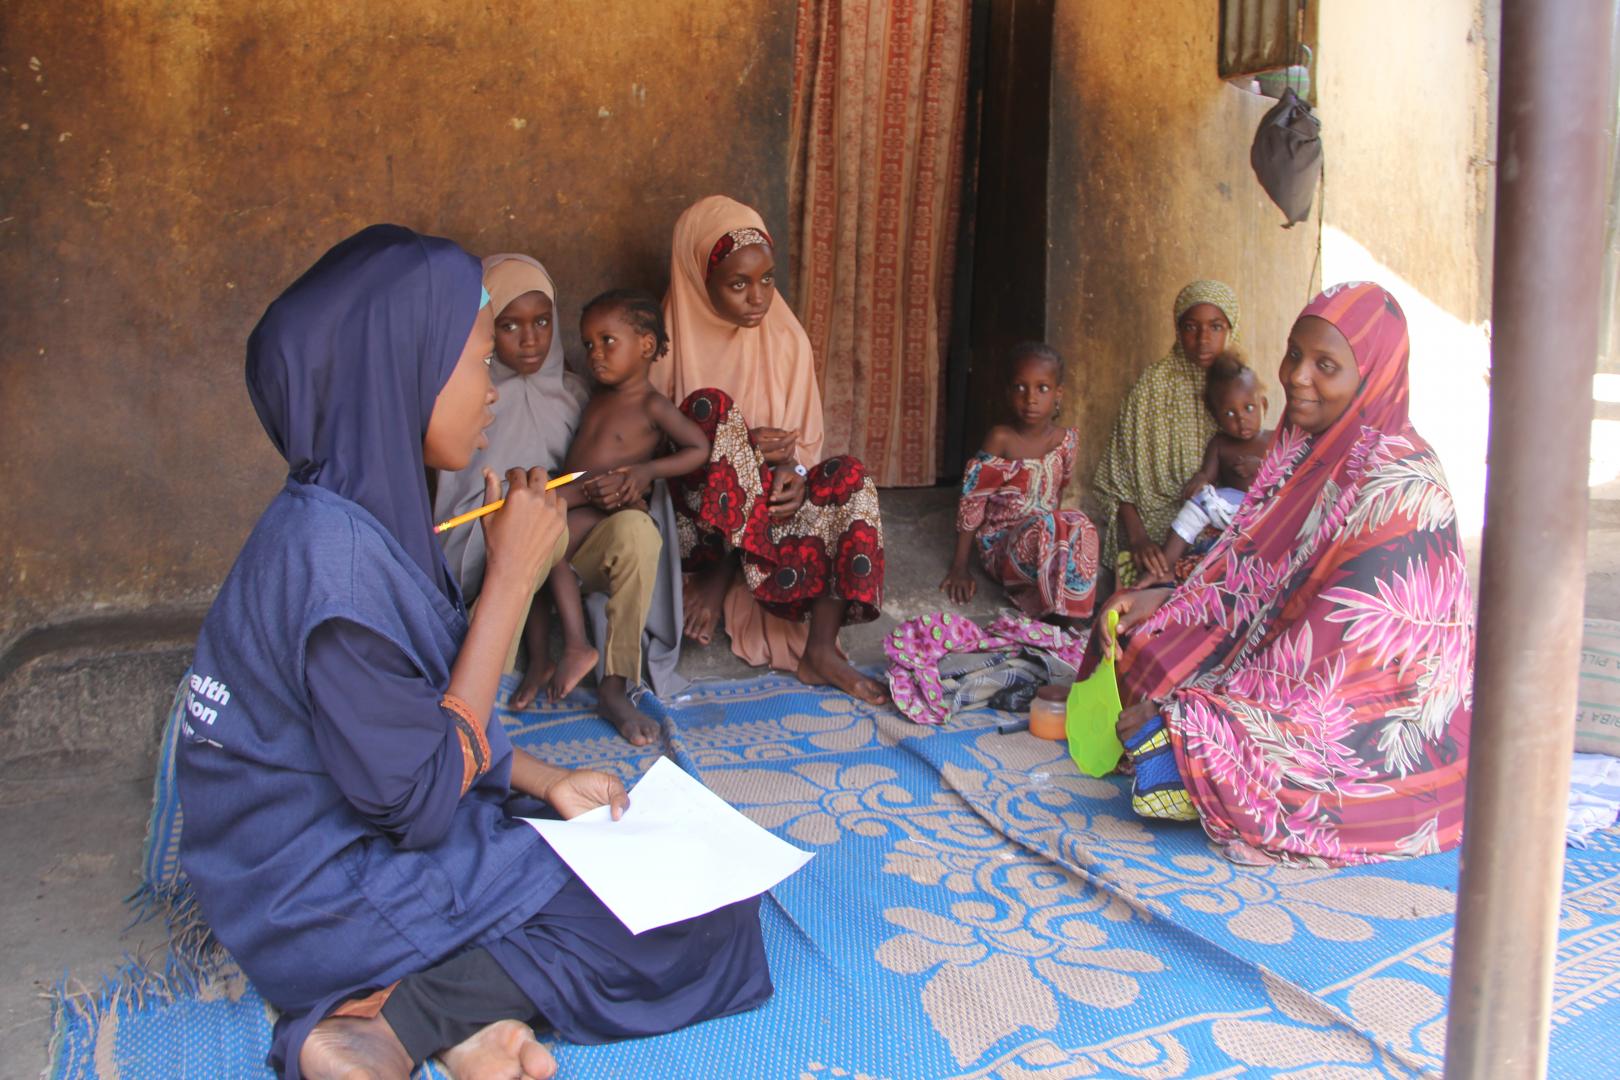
xmin=515 ymin=290 xmax=710 ymax=743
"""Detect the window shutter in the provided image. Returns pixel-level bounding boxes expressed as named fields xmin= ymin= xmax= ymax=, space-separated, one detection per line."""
xmin=1220 ymin=0 xmax=1303 ymax=79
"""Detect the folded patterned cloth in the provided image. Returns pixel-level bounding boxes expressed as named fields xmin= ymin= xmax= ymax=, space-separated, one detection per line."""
xmin=885 ymin=611 xmax=1088 ymax=725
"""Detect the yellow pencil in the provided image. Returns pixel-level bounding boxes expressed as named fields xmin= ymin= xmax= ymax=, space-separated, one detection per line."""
xmin=432 ymin=471 xmax=587 ymax=534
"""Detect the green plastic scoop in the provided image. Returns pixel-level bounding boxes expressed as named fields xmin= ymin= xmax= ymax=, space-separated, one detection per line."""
xmin=1067 ymin=609 xmax=1125 ymax=777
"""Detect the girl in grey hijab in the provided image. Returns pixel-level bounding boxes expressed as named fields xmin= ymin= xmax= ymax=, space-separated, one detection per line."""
xmin=435 ymin=253 xmax=686 ymax=743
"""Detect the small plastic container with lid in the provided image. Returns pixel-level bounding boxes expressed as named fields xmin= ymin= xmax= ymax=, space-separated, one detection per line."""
xmin=1028 ymin=684 xmax=1071 ymax=741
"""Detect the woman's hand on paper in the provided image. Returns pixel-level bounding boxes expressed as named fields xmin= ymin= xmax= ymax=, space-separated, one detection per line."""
xmin=544 ymin=768 xmax=631 ymax=821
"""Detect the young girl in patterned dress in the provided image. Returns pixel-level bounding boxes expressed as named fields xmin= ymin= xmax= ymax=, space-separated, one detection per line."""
xmin=941 ymin=343 xmax=1100 ymax=625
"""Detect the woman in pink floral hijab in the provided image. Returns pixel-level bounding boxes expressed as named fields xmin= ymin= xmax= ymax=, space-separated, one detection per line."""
xmin=1103 ymin=283 xmax=1474 ymax=867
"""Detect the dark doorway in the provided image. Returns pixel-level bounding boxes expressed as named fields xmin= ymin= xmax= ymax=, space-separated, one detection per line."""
xmin=942 ymin=0 xmax=1056 ymax=478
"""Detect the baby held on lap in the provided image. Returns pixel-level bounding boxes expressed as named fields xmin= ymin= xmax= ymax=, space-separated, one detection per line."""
xmin=1144 ymin=352 xmax=1271 ymax=585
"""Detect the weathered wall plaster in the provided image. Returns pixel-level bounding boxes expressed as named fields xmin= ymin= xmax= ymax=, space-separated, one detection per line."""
xmin=0 ymin=1 xmax=794 ymax=650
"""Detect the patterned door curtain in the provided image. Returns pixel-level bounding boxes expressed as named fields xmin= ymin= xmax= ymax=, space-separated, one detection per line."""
xmin=789 ymin=0 xmax=971 ymax=487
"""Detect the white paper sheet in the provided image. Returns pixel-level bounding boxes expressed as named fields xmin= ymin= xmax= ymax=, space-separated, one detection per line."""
xmin=521 ymin=756 xmax=813 ymax=935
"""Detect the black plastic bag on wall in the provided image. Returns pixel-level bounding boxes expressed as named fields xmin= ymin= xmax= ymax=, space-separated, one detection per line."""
xmin=1251 ymin=87 xmax=1322 ymax=227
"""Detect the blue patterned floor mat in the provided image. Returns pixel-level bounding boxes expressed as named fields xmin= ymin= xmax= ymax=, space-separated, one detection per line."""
xmin=49 ymin=673 xmax=1620 ymax=1078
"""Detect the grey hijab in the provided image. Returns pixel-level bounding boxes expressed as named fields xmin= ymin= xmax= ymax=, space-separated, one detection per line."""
xmin=434 ymin=253 xmax=587 ymax=599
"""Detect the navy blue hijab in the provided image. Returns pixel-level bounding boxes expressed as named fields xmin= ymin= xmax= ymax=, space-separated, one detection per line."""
xmin=246 ymin=225 xmax=483 ymax=602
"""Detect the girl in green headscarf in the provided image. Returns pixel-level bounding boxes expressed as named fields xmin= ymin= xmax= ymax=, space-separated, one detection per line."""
xmin=1094 ymin=280 xmax=1240 ymax=589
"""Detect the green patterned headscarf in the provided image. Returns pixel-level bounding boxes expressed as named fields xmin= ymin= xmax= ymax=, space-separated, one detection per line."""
xmin=1093 ymin=280 xmax=1241 ymax=586
xmin=1170 ymin=279 xmax=1240 ymax=355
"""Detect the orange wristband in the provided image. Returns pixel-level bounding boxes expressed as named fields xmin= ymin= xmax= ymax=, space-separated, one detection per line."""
xmin=441 ymin=693 xmax=491 ymax=796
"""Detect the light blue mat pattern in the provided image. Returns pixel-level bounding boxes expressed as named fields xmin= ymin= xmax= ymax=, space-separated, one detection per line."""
xmin=50 ymin=672 xmax=1620 ymax=1078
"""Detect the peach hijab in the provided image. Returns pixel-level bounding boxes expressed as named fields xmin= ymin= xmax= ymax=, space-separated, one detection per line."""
xmin=657 ymin=195 xmax=829 ymax=670
xmin=655 ymin=195 xmax=827 ymax=466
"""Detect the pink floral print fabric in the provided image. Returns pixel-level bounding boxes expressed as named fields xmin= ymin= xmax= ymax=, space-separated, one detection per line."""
xmin=886 ymin=611 xmax=1088 ymax=726
xmin=1119 ymin=283 xmax=1475 ymax=866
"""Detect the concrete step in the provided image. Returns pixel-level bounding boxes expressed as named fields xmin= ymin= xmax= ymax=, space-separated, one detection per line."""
xmin=0 ymin=628 xmax=194 ymax=803
xmin=1587 ymin=528 xmax=1620 ymax=622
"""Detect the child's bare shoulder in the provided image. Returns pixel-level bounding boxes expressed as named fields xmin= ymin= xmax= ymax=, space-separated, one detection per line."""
xmin=642 ymin=387 xmax=679 ymax=413
xmin=980 ymin=425 xmax=1015 ymax=456
xmin=643 ymin=388 xmax=709 ymax=449
xmin=643 ymin=388 xmax=689 ymax=428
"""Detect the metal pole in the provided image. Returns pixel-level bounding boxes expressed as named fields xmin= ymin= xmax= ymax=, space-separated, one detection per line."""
xmin=1444 ymin=3 xmax=1617 ymax=1078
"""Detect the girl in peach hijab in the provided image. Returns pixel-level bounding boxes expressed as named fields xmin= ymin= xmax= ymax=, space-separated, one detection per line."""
xmin=655 ymin=195 xmax=886 ymax=704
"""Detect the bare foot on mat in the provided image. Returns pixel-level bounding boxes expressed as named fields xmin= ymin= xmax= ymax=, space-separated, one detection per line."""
xmin=599 ymin=676 xmax=660 ymax=746
xmin=798 ymin=644 xmax=888 ymax=706
xmin=300 ymin=1015 xmax=412 ymax=1080
xmin=548 ymin=643 xmax=599 ymax=702
xmin=440 ymin=1018 xmax=556 ymax=1080
xmin=511 ymin=657 xmax=556 ymax=711
xmin=682 ymin=561 xmax=733 ymax=645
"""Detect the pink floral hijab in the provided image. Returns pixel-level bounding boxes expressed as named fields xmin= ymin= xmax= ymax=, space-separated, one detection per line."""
xmin=1121 ymin=282 xmax=1475 ymax=865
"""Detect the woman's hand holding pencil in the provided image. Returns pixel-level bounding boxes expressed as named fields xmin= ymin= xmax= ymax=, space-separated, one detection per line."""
xmin=476 ymin=467 xmax=570 ymax=591
xmin=434 ymin=470 xmax=586 ymax=533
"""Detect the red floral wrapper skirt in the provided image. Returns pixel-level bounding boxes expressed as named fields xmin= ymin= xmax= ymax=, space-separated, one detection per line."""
xmin=670 ymin=388 xmax=883 ymax=624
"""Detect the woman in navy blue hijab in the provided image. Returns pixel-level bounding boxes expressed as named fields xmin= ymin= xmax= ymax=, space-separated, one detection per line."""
xmin=177 ymin=225 xmax=770 ymax=1080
